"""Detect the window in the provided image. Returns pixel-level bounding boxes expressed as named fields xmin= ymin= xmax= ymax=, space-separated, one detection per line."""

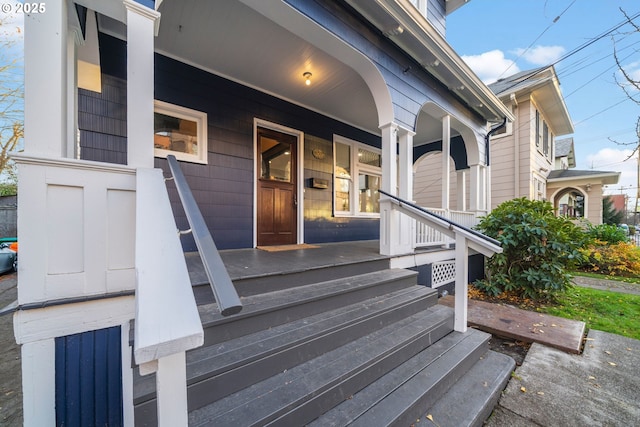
xmin=154 ymin=100 xmax=208 ymax=164
xmin=543 ymin=121 xmax=549 ymax=157
xmin=334 ymin=136 xmax=381 ymax=216
xmin=535 ymin=110 xmax=541 ymax=148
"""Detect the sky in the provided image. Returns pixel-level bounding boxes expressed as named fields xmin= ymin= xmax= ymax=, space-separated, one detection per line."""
xmin=447 ymin=0 xmax=640 ymax=211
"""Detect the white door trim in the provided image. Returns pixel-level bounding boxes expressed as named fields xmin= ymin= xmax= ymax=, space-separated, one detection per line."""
xmin=253 ymin=118 xmax=305 ymax=247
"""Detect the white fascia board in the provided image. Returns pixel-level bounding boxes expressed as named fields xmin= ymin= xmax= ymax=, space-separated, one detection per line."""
xmin=547 ymin=172 xmax=621 ymax=185
xmin=384 ymin=1 xmax=514 ymax=122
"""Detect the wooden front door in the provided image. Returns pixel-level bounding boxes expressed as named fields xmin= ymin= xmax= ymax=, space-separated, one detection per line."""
xmin=257 ymin=127 xmax=297 ymax=246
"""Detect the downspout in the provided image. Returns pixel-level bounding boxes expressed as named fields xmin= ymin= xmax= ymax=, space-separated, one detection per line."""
xmin=485 ymin=117 xmax=508 ymax=166
xmin=484 ymin=117 xmax=507 ymax=212
xmin=510 ymin=94 xmax=519 ymax=198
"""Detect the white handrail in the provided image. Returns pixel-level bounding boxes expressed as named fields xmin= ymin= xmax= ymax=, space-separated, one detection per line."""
xmin=380 ymin=191 xmax=501 ymax=332
xmin=135 ymin=168 xmax=204 ymax=426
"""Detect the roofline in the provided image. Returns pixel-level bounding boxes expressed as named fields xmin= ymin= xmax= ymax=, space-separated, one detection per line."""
xmin=494 ymin=66 xmax=573 ymax=135
xmin=345 ymin=0 xmax=514 ymax=123
xmin=547 ymin=171 xmax=621 ymax=185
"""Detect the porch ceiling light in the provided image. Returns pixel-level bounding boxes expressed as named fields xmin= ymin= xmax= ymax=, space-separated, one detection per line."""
xmin=303 ymin=72 xmax=312 ymax=86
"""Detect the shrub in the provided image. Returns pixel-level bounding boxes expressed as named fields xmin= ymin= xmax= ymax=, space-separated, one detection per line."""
xmin=579 ymin=241 xmax=640 ymax=277
xmin=475 ymin=198 xmax=586 ymax=301
xmin=585 ymin=223 xmax=628 ymax=245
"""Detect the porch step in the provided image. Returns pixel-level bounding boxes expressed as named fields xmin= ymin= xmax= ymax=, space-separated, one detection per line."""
xmin=308 ymin=328 xmax=493 ymax=426
xmin=132 ymin=283 xmax=436 ymax=414
xmin=187 ymin=305 xmax=454 ymax=426
xmin=420 ymin=349 xmax=515 ymax=427
xmin=198 ymin=268 xmax=420 ymax=345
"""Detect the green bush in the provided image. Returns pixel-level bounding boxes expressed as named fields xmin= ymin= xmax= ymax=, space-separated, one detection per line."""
xmin=475 ymin=198 xmax=586 ymax=301
xmin=585 ymin=223 xmax=628 ymax=245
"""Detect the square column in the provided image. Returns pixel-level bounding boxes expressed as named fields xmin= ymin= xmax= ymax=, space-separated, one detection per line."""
xmin=457 ymin=169 xmax=467 ymax=211
xmin=125 ymin=1 xmax=160 ymax=168
xmin=24 ymin=1 xmax=69 ymax=157
xmin=379 ymin=122 xmax=399 ymax=256
xmin=441 ymin=115 xmax=451 ymax=211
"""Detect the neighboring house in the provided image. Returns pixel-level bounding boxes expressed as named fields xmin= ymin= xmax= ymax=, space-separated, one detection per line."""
xmin=14 ymin=1 xmax=513 ymax=425
xmin=479 ymin=66 xmax=618 ymax=224
xmin=546 ymin=138 xmax=619 ymax=224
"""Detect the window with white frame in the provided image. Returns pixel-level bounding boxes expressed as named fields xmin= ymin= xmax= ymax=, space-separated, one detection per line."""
xmin=154 ymin=100 xmax=208 ymax=164
xmin=334 ymin=136 xmax=381 ymax=217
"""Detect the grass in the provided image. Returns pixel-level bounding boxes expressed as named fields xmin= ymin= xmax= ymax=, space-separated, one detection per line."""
xmin=539 ymin=286 xmax=640 ymax=340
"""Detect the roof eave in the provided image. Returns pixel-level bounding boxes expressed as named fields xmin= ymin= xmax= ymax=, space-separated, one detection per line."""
xmin=547 ymin=172 xmax=620 ymax=185
xmin=344 ymin=0 xmax=513 ymax=123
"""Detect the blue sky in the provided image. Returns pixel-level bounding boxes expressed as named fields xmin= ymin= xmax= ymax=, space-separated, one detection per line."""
xmin=447 ymin=0 xmax=640 ymax=209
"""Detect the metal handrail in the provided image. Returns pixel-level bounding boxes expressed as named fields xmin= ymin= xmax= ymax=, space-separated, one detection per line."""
xmin=166 ymin=155 xmax=242 ymax=316
xmin=378 ymin=189 xmax=501 ymax=247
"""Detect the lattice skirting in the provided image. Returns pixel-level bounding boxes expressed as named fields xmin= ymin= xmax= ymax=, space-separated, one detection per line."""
xmin=431 ymin=260 xmax=456 ymax=288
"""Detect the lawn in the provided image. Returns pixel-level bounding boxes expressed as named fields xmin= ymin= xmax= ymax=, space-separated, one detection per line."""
xmin=539 ymin=286 xmax=640 ymax=340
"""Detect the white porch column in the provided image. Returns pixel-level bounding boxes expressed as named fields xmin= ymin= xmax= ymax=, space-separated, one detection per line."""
xmin=398 ymin=127 xmax=415 ymax=201
xmin=397 ymin=127 xmax=416 ymax=252
xmin=442 ymin=115 xmax=451 ymax=211
xmin=380 ymin=122 xmax=399 ymax=256
xmin=125 ymin=1 xmax=160 ymax=168
xmin=469 ymin=164 xmax=480 ymax=212
xmin=454 ymin=233 xmax=469 ymax=332
xmin=24 ymin=1 xmax=68 ymax=157
xmin=156 ymin=352 xmax=189 ymax=427
xmin=456 ymin=170 xmax=467 ymax=211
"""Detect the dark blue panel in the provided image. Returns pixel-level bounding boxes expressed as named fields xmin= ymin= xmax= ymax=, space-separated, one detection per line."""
xmin=304 ymin=217 xmax=379 ymax=244
xmin=55 ymin=326 xmax=122 ymax=427
xmin=107 ymin=327 xmax=123 ymax=427
xmin=413 ymin=135 xmax=469 ymax=170
xmin=80 ymin=332 xmax=95 ymax=426
xmin=93 ymin=328 xmax=109 ymax=425
xmin=65 ymin=334 xmax=81 ymax=426
xmin=55 ymin=338 xmax=66 ymax=427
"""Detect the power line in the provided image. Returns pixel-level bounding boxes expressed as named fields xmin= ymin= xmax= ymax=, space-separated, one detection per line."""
xmin=497 ymin=0 xmax=578 ymax=80
xmin=495 ymin=10 xmax=640 ymax=96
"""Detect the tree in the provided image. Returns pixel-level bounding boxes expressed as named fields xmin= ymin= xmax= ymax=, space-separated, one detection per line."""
xmin=0 ymin=13 xmax=23 ymax=196
xmin=602 ymin=195 xmax=624 ymax=225
xmin=612 ymin=9 xmax=640 ymax=214
xmin=475 ymin=198 xmax=587 ymax=301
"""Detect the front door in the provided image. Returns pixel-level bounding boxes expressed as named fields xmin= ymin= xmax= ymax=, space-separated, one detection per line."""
xmin=257 ymin=127 xmax=297 ymax=246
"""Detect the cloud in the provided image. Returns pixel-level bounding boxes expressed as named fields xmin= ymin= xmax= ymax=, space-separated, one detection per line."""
xmin=512 ymin=45 xmax=565 ymax=66
xmin=461 ymin=50 xmax=519 ymax=84
xmin=585 ymin=148 xmax=637 ymax=205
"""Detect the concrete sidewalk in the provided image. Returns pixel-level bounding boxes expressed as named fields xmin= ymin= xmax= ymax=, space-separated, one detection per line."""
xmin=487 ymin=329 xmax=640 ymax=426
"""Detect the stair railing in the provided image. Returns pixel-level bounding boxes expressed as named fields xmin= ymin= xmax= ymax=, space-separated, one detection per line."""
xmin=134 ymin=157 xmax=242 ymax=426
xmin=166 ymin=154 xmax=242 ymax=316
xmin=379 ymin=190 xmax=502 ymax=332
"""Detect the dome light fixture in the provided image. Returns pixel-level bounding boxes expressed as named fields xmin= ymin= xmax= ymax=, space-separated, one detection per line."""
xmin=303 ymin=72 xmax=312 ymax=86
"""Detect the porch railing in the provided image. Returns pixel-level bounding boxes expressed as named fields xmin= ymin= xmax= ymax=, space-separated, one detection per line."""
xmin=415 ymin=208 xmax=481 ymax=248
xmin=134 ymin=156 xmax=242 ymax=426
xmin=380 ymin=190 xmax=502 ymax=332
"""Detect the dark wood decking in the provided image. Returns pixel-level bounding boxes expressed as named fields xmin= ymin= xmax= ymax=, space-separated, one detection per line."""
xmin=439 ymin=296 xmax=586 ymax=354
xmin=185 ymin=240 xmax=387 ymax=286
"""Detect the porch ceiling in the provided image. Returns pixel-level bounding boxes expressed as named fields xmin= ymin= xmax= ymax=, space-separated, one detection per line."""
xmin=152 ymin=0 xmax=380 ymax=135
xmin=95 ymin=0 xmax=463 ymax=144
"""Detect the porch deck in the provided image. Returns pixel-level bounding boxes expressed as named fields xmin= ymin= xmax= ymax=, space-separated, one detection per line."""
xmin=185 ymin=240 xmax=389 ymax=287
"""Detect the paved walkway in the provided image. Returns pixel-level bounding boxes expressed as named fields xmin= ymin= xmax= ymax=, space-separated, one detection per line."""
xmin=487 ymin=329 xmax=640 ymax=426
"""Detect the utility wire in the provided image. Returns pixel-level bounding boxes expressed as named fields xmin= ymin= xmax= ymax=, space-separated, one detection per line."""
xmin=497 ymin=0 xmax=578 ymax=80
xmin=495 ymin=10 xmax=640 ymax=96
